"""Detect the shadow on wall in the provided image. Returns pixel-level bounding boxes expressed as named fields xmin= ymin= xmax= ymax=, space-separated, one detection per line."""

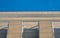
xmin=54 ymin=28 xmax=60 ymax=38
xmin=0 ymin=29 xmax=8 ymax=38
xmin=22 ymin=28 xmax=39 ymax=38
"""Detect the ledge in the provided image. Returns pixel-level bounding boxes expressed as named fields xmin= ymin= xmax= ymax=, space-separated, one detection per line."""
xmin=0 ymin=12 xmax=60 ymax=21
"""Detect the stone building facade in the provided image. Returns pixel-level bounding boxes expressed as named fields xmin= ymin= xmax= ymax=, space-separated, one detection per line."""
xmin=0 ymin=12 xmax=60 ymax=38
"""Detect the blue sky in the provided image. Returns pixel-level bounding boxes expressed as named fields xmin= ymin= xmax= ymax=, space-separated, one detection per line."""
xmin=0 ymin=0 xmax=60 ymax=11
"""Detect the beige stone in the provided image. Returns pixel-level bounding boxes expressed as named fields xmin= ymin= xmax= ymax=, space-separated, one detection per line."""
xmin=7 ymin=21 xmax=22 ymax=38
xmin=39 ymin=21 xmax=53 ymax=38
xmin=0 ymin=12 xmax=59 ymax=38
xmin=23 ymin=22 xmax=38 ymax=28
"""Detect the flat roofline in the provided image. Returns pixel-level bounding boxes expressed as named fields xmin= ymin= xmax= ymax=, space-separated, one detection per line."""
xmin=0 ymin=12 xmax=60 ymax=21
xmin=0 ymin=12 xmax=60 ymax=14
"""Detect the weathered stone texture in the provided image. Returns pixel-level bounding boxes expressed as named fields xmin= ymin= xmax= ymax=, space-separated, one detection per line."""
xmin=7 ymin=21 xmax=22 ymax=38
xmin=39 ymin=21 xmax=53 ymax=38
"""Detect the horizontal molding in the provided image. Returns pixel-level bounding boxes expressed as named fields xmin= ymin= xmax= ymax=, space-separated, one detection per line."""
xmin=0 ymin=12 xmax=60 ymax=21
xmin=0 ymin=12 xmax=60 ymax=14
xmin=0 ymin=14 xmax=60 ymax=17
xmin=0 ymin=12 xmax=60 ymax=17
xmin=0 ymin=17 xmax=60 ymax=21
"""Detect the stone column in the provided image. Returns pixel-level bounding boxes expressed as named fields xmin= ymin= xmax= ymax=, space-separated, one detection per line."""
xmin=7 ymin=21 xmax=22 ymax=38
xmin=39 ymin=21 xmax=53 ymax=38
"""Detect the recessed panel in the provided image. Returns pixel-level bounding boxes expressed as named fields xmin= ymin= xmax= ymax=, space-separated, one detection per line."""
xmin=52 ymin=22 xmax=60 ymax=38
xmin=0 ymin=22 xmax=8 ymax=38
xmin=22 ymin=22 xmax=39 ymax=38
